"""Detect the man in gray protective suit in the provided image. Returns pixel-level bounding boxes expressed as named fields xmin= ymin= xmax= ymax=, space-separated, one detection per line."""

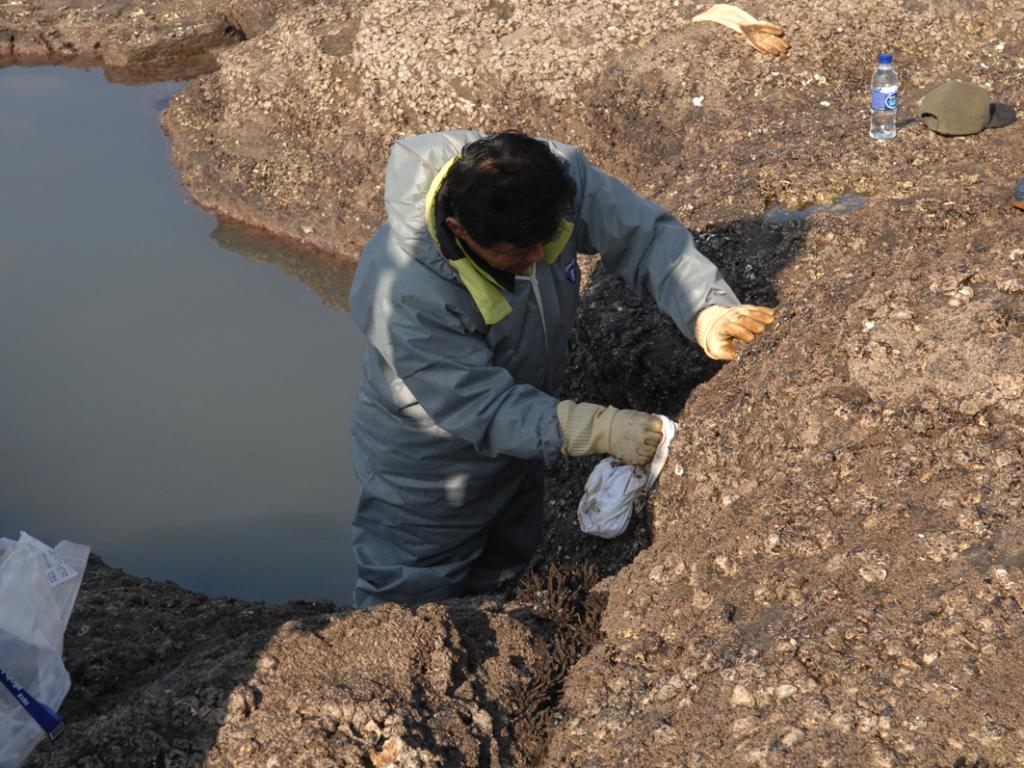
xmin=348 ymin=130 xmax=775 ymax=608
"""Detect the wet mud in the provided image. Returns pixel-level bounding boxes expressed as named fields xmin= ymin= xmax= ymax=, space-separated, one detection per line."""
xmin=8 ymin=0 xmax=1024 ymax=765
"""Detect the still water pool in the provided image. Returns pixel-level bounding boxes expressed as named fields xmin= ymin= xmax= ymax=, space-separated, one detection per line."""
xmin=0 ymin=66 xmax=365 ymax=605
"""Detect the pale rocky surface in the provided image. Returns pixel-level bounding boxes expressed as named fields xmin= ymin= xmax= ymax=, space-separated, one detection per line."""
xmin=157 ymin=0 xmax=1024 ymax=257
xmin=548 ymin=211 xmax=1024 ymax=767
xmin=10 ymin=0 xmax=1024 ymax=765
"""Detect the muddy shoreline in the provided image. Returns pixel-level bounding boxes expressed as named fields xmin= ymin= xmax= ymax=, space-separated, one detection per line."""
xmin=7 ymin=0 xmax=1024 ymax=765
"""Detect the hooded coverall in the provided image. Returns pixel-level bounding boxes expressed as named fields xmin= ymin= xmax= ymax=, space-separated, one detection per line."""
xmin=348 ymin=130 xmax=739 ymax=607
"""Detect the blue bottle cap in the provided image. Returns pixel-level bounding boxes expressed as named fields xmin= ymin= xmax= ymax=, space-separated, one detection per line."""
xmin=878 ymin=53 xmax=893 ymax=64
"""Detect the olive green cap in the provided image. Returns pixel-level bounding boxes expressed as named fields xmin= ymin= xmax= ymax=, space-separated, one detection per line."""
xmin=917 ymin=80 xmax=1016 ymax=136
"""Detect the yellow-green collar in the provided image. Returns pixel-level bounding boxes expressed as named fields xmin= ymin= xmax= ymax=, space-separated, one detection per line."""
xmin=425 ymin=157 xmax=575 ymax=325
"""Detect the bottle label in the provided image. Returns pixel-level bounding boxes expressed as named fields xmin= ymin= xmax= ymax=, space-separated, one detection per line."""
xmin=871 ymin=87 xmax=898 ymax=111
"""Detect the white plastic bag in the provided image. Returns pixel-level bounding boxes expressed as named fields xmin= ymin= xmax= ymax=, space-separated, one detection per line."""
xmin=0 ymin=532 xmax=89 ymax=768
xmin=577 ymin=415 xmax=677 ymax=538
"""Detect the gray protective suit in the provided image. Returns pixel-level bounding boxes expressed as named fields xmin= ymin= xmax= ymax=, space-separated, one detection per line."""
xmin=348 ymin=130 xmax=738 ymax=607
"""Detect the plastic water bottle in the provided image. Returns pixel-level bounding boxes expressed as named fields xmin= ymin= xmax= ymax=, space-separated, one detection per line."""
xmin=870 ymin=53 xmax=899 ymax=140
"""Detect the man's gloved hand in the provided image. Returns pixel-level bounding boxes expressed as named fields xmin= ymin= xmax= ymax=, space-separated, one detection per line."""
xmin=695 ymin=304 xmax=776 ymax=361
xmin=556 ymin=401 xmax=663 ymax=465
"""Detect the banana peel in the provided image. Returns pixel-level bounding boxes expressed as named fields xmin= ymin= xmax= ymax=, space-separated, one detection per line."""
xmin=741 ymin=24 xmax=790 ymax=56
xmin=692 ymin=3 xmax=790 ymax=56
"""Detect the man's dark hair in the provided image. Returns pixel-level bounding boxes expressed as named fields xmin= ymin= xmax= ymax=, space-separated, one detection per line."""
xmin=441 ymin=131 xmax=577 ymax=248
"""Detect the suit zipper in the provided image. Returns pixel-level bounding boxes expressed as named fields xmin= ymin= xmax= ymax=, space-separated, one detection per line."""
xmin=516 ymin=269 xmax=549 ymax=356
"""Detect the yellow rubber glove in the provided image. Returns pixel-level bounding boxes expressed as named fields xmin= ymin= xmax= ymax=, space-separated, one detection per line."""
xmin=695 ymin=304 xmax=776 ymax=361
xmin=556 ymin=401 xmax=663 ymax=465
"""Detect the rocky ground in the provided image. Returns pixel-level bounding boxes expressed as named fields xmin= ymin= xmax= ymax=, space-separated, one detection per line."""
xmin=0 ymin=0 xmax=315 ymax=76
xmin=6 ymin=0 xmax=1024 ymax=765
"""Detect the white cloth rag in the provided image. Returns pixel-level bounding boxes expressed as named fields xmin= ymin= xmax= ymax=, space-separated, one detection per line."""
xmin=577 ymin=415 xmax=677 ymax=539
